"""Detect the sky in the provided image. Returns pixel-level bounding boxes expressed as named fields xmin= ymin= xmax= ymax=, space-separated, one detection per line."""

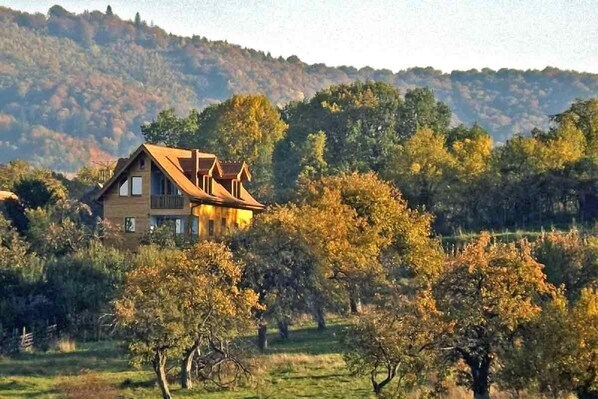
xmin=3 ymin=0 xmax=598 ymax=73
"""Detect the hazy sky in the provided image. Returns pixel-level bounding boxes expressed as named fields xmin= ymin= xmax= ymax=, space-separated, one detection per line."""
xmin=3 ymin=0 xmax=598 ymax=73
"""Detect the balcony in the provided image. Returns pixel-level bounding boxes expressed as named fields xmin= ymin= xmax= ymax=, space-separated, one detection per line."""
xmin=151 ymin=195 xmax=184 ymax=209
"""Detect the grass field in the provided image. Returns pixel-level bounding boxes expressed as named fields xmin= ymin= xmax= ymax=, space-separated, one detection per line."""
xmin=0 ymin=319 xmax=379 ymax=399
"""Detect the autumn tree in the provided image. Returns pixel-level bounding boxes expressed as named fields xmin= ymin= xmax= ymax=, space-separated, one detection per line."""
xmin=383 ymin=127 xmax=455 ymax=211
xmin=500 ymin=288 xmax=598 ymax=399
xmin=342 ymin=293 xmax=441 ymax=396
xmin=431 ymin=233 xmax=553 ymax=399
xmin=298 ymin=173 xmax=444 ymax=312
xmin=115 ymin=243 xmax=260 ymax=398
xmin=187 ymin=94 xmax=288 ymax=200
xmin=232 ymin=205 xmax=329 ymax=349
xmin=533 ymin=229 xmax=598 ymax=299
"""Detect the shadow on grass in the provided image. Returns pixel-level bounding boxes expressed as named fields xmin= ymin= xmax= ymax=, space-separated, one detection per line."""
xmin=265 ymin=323 xmax=347 ymax=356
xmin=0 ymin=340 xmax=129 ymax=377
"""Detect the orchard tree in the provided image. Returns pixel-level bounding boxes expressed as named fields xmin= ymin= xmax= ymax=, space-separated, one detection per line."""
xmin=501 ymin=288 xmax=598 ymax=399
xmin=432 ymin=233 xmax=553 ymax=399
xmin=299 ymin=172 xmax=444 ymax=312
xmin=178 ymin=242 xmax=260 ymax=389
xmin=232 ymin=206 xmax=326 ymax=349
xmin=342 ymin=293 xmax=441 ymax=396
xmin=115 ymin=244 xmax=260 ymax=398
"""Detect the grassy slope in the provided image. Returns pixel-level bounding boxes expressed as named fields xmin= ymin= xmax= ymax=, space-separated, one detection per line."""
xmin=0 ymin=320 xmax=374 ymax=399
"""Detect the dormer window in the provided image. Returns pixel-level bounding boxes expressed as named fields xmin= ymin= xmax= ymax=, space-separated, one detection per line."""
xmin=203 ymin=175 xmax=213 ymax=195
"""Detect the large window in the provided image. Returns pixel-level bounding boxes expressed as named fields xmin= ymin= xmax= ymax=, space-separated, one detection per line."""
xmin=124 ymin=217 xmax=135 ymax=232
xmin=119 ymin=178 xmax=129 ymax=196
xmin=131 ymin=176 xmax=142 ymax=196
xmin=208 ymin=220 xmax=215 ymax=237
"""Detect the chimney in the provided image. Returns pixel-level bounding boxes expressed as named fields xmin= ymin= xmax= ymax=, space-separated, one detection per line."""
xmin=192 ymin=149 xmax=200 ymax=187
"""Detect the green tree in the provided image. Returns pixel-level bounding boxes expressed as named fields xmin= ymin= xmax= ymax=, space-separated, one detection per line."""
xmin=396 ymin=87 xmax=451 ymax=139
xmin=12 ymin=171 xmax=67 ymax=209
xmin=274 ymin=81 xmax=404 ymax=194
xmin=141 ymin=108 xmax=199 ymax=147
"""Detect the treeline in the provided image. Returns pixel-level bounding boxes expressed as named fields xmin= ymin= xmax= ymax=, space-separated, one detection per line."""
xmin=142 ymin=82 xmax=598 ymax=233
xmin=1 ymin=166 xmax=596 ymax=398
xmin=1 ymin=5 xmax=598 ymax=170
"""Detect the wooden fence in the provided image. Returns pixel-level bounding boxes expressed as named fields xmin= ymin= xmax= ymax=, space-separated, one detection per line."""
xmin=0 ymin=324 xmax=59 ymax=354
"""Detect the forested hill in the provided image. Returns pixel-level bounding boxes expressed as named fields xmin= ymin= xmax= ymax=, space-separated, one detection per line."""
xmin=1 ymin=5 xmax=598 ymax=172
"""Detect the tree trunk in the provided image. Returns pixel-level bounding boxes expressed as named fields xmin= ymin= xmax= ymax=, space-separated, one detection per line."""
xmin=349 ymin=294 xmax=362 ymax=314
xmin=257 ymin=323 xmax=268 ymax=352
xmin=152 ymin=349 xmax=171 ymax=399
xmin=470 ymin=358 xmax=491 ymax=399
xmin=181 ymin=341 xmax=200 ymax=389
xmin=314 ymin=307 xmax=326 ymax=331
xmin=277 ymin=320 xmax=289 ymax=340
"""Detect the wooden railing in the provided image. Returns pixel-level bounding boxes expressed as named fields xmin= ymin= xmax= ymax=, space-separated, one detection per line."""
xmin=151 ymin=195 xmax=184 ymax=209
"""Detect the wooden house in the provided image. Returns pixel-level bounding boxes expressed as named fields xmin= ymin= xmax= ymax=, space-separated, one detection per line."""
xmin=95 ymin=143 xmax=264 ymax=249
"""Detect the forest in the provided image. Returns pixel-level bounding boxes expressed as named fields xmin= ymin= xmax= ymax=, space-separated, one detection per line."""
xmin=1 ymin=5 xmax=598 ymax=171
xmin=0 ymin=79 xmax=597 ymax=398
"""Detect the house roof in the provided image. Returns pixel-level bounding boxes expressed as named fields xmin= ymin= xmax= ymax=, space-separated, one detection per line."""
xmin=95 ymin=143 xmax=264 ymax=210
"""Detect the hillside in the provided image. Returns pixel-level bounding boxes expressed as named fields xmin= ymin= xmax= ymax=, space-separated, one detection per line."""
xmin=1 ymin=5 xmax=598 ymax=171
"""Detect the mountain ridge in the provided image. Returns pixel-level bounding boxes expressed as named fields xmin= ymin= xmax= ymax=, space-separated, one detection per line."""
xmin=0 ymin=5 xmax=597 ymax=172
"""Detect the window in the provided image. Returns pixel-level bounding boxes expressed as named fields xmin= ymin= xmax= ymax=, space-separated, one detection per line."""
xmin=221 ymin=218 xmax=227 ymax=232
xmin=175 ymin=218 xmax=182 ymax=234
xmin=124 ymin=217 xmax=135 ymax=233
xmin=119 ymin=178 xmax=129 ymax=196
xmin=208 ymin=220 xmax=215 ymax=236
xmin=131 ymin=176 xmax=142 ymax=196
xmin=139 ymin=158 xmax=146 ymax=169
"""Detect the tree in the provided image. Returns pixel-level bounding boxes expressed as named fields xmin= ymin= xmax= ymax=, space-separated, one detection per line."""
xmin=134 ymin=12 xmax=141 ymax=28
xmin=178 ymin=242 xmax=260 ymax=389
xmin=232 ymin=205 xmax=329 ymax=349
xmin=342 ymin=294 xmax=440 ymax=396
xmin=12 ymin=171 xmax=67 ymax=209
xmin=141 ymin=108 xmax=199 ymax=147
xmin=384 ymin=128 xmax=455 ymax=211
xmin=115 ymin=243 xmax=260 ymax=398
xmin=396 ymin=87 xmax=451 ymax=139
xmin=45 ymin=242 xmax=129 ymax=335
xmin=274 ymin=81 xmax=404 ymax=194
xmin=187 ymin=94 xmax=288 ymax=200
xmin=552 ymin=98 xmax=598 ymax=154
xmin=105 ymin=5 xmax=113 ymax=16
xmin=25 ymin=199 xmax=94 ymax=257
xmin=431 ymin=233 xmax=553 ymax=399
xmin=500 ymin=289 xmax=598 ymax=399
xmin=298 ymin=173 xmax=444 ymax=312
xmin=533 ymin=229 xmax=598 ymax=299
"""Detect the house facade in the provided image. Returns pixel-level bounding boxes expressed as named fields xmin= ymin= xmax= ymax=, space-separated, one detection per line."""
xmin=95 ymin=143 xmax=264 ymax=249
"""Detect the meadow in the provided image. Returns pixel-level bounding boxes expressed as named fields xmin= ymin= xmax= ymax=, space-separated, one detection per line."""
xmin=0 ymin=320 xmax=377 ymax=399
